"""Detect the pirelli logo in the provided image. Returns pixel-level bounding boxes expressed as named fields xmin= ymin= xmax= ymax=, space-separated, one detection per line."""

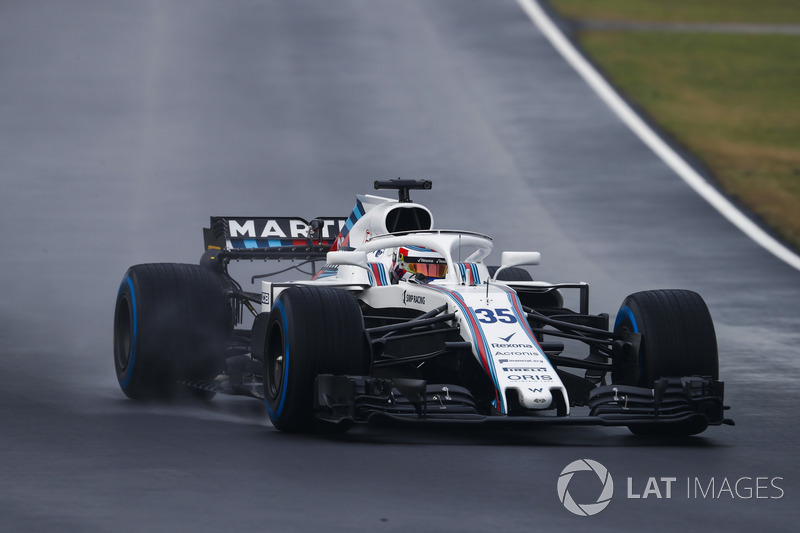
xmin=502 ymin=367 xmax=547 ymax=372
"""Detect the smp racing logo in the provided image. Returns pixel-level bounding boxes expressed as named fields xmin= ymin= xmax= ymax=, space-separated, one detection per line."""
xmin=402 ymin=290 xmax=425 ymax=306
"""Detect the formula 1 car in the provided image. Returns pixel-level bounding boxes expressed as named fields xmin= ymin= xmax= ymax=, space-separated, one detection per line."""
xmin=113 ymin=180 xmax=732 ymax=437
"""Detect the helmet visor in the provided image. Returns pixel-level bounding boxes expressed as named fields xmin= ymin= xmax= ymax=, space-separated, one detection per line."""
xmin=406 ymin=261 xmax=448 ymax=278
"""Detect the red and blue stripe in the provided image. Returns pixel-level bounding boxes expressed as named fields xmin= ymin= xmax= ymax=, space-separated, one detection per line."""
xmin=367 ymin=263 xmax=390 ymax=286
xmin=425 ymin=285 xmax=505 ymax=413
xmin=330 ymin=199 xmax=366 ymax=251
xmin=457 ymin=262 xmax=481 ymax=285
xmin=495 ymin=285 xmax=548 ymax=356
xmin=230 ymin=238 xmax=335 ymax=250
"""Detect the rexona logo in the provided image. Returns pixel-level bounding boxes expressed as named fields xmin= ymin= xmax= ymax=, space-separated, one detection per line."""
xmin=493 ymin=335 xmax=535 ymax=349
xmin=491 ymin=343 xmax=534 ymax=348
xmin=557 ymin=459 xmax=614 ymax=516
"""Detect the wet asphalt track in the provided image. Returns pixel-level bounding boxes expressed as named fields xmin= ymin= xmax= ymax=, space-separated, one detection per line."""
xmin=1 ymin=1 xmax=799 ymax=531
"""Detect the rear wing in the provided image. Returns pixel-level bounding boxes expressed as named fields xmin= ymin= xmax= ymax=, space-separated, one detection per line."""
xmin=203 ymin=217 xmax=348 ymax=261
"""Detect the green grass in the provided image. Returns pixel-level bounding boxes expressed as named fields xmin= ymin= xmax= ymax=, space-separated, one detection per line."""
xmin=577 ymin=31 xmax=800 ymax=248
xmin=549 ymin=0 xmax=800 ymax=24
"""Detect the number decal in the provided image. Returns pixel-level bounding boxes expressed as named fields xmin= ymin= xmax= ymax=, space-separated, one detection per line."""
xmin=474 ymin=308 xmax=497 ymax=323
xmin=495 ymin=309 xmax=517 ymax=323
xmin=474 ymin=308 xmax=518 ymax=324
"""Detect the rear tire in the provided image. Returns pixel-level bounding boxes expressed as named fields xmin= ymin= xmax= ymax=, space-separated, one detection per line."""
xmin=114 ymin=263 xmax=231 ymax=400
xmin=612 ymin=289 xmax=718 ymax=437
xmin=263 ymin=286 xmax=368 ymax=432
xmin=487 ymin=266 xmax=533 ymax=282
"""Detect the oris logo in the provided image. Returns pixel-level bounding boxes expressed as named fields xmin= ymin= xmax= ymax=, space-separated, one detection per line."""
xmin=557 ymin=459 xmax=614 ymax=516
xmin=507 ymin=374 xmax=552 ymax=381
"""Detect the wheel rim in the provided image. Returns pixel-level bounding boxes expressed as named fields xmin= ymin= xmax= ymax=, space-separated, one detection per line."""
xmin=266 ymin=325 xmax=285 ymax=401
xmin=613 ymin=316 xmax=642 ymax=386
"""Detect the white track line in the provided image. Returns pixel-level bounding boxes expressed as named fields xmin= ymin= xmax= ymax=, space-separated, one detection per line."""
xmin=516 ymin=0 xmax=800 ymax=271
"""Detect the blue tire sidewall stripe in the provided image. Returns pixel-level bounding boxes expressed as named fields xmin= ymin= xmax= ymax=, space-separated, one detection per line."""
xmin=614 ymin=306 xmax=642 ymax=382
xmin=119 ymin=276 xmax=137 ymax=389
xmin=614 ymin=306 xmax=638 ymax=332
xmin=265 ymin=300 xmax=290 ymax=420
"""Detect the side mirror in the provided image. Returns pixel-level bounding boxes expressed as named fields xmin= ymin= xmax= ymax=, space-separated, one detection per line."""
xmin=326 ymin=250 xmax=369 ymax=270
xmin=492 ymin=251 xmax=541 ymax=280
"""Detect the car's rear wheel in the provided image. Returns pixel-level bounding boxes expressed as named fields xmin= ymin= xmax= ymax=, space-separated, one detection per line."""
xmin=612 ymin=289 xmax=718 ymax=437
xmin=263 ymin=286 xmax=368 ymax=432
xmin=114 ymin=263 xmax=231 ymax=399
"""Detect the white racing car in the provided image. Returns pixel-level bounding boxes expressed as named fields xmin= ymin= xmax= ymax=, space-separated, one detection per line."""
xmin=114 ymin=180 xmax=732 ymax=437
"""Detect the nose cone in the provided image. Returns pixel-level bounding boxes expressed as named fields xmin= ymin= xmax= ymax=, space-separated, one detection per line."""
xmin=516 ymin=387 xmax=553 ymax=410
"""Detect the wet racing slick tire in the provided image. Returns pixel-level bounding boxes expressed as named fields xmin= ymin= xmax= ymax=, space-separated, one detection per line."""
xmin=114 ymin=263 xmax=231 ymax=400
xmin=263 ymin=286 xmax=368 ymax=432
xmin=488 ymin=265 xmax=564 ymax=309
xmin=612 ymin=289 xmax=718 ymax=437
xmin=487 ymin=265 xmax=533 ymax=282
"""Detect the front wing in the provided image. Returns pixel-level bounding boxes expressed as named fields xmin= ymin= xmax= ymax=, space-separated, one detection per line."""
xmin=314 ymin=375 xmax=732 ymax=429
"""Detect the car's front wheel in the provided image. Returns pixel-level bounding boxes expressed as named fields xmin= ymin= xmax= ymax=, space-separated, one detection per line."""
xmin=612 ymin=289 xmax=718 ymax=437
xmin=263 ymin=286 xmax=369 ymax=432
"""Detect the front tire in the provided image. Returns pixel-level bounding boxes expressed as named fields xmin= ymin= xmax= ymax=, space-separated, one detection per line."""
xmin=612 ymin=289 xmax=718 ymax=437
xmin=114 ymin=263 xmax=231 ymax=399
xmin=263 ymin=286 xmax=368 ymax=432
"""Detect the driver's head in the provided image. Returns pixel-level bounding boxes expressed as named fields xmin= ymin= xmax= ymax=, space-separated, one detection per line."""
xmin=394 ymin=246 xmax=448 ymax=282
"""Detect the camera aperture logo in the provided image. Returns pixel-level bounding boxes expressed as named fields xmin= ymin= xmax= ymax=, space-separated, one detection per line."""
xmin=557 ymin=459 xmax=614 ymax=516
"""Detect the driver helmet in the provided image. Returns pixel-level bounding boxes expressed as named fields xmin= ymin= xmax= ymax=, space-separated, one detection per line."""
xmin=393 ymin=246 xmax=448 ymax=282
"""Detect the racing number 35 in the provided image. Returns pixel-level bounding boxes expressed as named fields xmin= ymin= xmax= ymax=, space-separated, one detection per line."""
xmin=473 ymin=308 xmax=518 ymax=324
